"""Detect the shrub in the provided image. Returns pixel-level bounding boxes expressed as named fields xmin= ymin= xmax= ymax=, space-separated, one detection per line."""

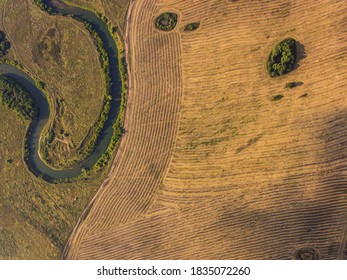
xmin=184 ymin=22 xmax=200 ymax=31
xmin=33 ymin=0 xmax=53 ymax=14
xmin=272 ymin=94 xmax=284 ymax=101
xmin=267 ymin=38 xmax=297 ymax=77
xmin=285 ymin=82 xmax=296 ymax=88
xmin=155 ymin=12 xmax=178 ymax=31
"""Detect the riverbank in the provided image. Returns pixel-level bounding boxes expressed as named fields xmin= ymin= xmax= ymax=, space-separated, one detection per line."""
xmin=61 ymin=0 xmax=135 ymax=259
xmin=0 ymin=0 xmax=129 ymax=182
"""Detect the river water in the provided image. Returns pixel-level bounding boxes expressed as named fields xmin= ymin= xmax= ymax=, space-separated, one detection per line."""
xmin=0 ymin=0 xmax=122 ymax=180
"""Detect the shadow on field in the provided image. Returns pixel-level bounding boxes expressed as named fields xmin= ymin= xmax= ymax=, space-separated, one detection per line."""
xmin=291 ymin=110 xmax=347 ymax=259
xmin=207 ymin=110 xmax=347 ymax=259
xmin=293 ymin=41 xmax=306 ymax=71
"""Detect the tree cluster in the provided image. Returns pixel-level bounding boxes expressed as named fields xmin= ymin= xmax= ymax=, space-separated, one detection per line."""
xmin=0 ymin=31 xmax=11 ymax=57
xmin=267 ymin=38 xmax=297 ymax=77
xmin=32 ymin=0 xmax=53 ymax=14
xmin=155 ymin=12 xmax=178 ymax=31
xmin=184 ymin=22 xmax=200 ymax=32
xmin=0 ymin=75 xmax=38 ymax=121
xmin=73 ymin=18 xmax=113 ymax=155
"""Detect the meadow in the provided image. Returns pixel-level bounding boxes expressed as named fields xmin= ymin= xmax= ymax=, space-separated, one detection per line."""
xmin=0 ymin=0 xmax=114 ymax=259
xmin=1 ymin=0 xmax=105 ymax=168
xmin=0 ymin=107 xmax=101 ymax=259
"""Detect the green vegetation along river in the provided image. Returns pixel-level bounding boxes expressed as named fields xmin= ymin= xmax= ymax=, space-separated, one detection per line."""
xmin=0 ymin=0 xmax=123 ymax=180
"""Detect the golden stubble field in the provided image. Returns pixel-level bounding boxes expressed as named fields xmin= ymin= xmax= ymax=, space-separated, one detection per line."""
xmin=1 ymin=0 xmax=105 ymax=167
xmin=65 ymin=0 xmax=346 ymax=259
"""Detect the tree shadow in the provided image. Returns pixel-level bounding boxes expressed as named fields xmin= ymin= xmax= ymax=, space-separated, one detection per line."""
xmin=293 ymin=41 xmax=306 ymax=71
xmin=286 ymin=81 xmax=304 ymax=88
xmin=293 ymin=81 xmax=304 ymax=87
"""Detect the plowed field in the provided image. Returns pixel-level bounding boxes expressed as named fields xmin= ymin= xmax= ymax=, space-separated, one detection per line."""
xmin=65 ymin=0 xmax=347 ymax=259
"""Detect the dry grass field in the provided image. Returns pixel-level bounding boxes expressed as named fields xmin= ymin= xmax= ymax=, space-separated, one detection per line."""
xmin=0 ymin=108 xmax=101 ymax=259
xmin=65 ymin=0 xmax=347 ymax=259
xmin=66 ymin=0 xmax=131 ymax=33
xmin=1 ymin=0 xmax=105 ymax=168
xmin=0 ymin=0 xmax=112 ymax=259
xmin=64 ymin=0 xmax=104 ymax=13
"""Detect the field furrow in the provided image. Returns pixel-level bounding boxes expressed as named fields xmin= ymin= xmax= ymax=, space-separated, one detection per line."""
xmin=66 ymin=0 xmax=346 ymax=259
xmin=65 ymin=0 xmax=183 ymax=258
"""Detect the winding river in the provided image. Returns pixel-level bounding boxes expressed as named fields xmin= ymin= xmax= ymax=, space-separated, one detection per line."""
xmin=0 ymin=0 xmax=123 ymax=180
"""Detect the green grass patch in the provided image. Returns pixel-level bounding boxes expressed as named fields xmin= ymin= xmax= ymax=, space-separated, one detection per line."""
xmin=155 ymin=12 xmax=178 ymax=31
xmin=267 ymin=38 xmax=297 ymax=77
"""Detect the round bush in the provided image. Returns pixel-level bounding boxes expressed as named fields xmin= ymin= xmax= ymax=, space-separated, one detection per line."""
xmin=155 ymin=12 xmax=178 ymax=31
xmin=184 ymin=22 xmax=200 ymax=32
xmin=267 ymin=38 xmax=297 ymax=77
